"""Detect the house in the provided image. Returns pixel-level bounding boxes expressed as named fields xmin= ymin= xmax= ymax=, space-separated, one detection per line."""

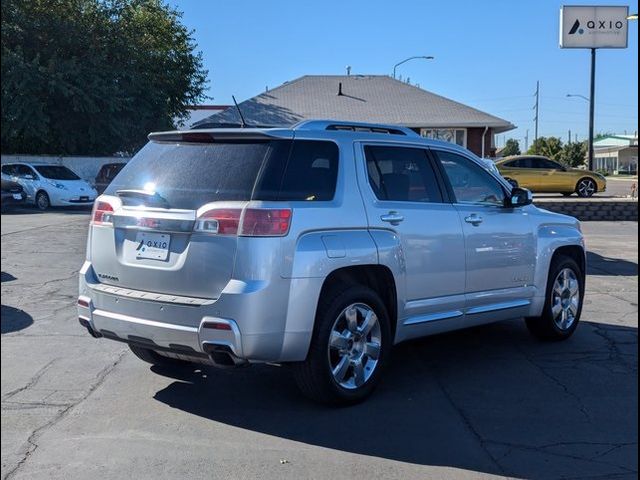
xmin=193 ymin=75 xmax=515 ymax=157
xmin=178 ymin=105 xmax=230 ymax=130
xmin=593 ymin=134 xmax=638 ymax=174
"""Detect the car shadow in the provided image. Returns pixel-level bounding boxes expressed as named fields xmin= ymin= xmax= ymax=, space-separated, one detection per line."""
xmin=1 ymin=272 xmax=17 ymax=282
xmin=1 ymin=305 xmax=34 ymax=334
xmin=151 ymin=320 xmax=637 ymax=478
xmin=587 ymin=251 xmax=638 ymax=276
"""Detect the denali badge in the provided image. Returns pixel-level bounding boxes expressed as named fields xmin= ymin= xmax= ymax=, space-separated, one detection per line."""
xmin=97 ymin=273 xmax=119 ymax=282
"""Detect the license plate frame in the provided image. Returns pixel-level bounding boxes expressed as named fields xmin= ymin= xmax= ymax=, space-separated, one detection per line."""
xmin=135 ymin=232 xmax=170 ymax=261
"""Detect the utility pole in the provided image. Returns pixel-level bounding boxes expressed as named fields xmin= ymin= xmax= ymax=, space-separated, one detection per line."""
xmin=588 ymin=48 xmax=596 ymax=171
xmin=524 ymin=129 xmax=529 ymax=152
xmin=533 ymin=81 xmax=539 ymax=153
xmin=568 ymin=129 xmax=572 ymax=144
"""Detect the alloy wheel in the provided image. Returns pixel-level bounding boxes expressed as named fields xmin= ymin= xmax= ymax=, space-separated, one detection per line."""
xmin=327 ymin=303 xmax=382 ymax=389
xmin=551 ymin=268 xmax=580 ymax=330
xmin=577 ymin=179 xmax=596 ymax=197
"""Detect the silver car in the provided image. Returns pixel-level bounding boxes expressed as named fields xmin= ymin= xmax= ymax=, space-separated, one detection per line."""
xmin=78 ymin=120 xmax=586 ymax=404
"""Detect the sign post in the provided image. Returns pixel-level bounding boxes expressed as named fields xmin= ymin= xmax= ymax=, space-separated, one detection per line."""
xmin=560 ymin=6 xmax=629 ymax=171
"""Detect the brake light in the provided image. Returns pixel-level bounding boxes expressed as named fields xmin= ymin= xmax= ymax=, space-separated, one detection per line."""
xmin=194 ymin=208 xmax=242 ymax=234
xmin=91 ymin=201 xmax=115 ymax=226
xmin=240 ymin=208 xmax=292 ymax=236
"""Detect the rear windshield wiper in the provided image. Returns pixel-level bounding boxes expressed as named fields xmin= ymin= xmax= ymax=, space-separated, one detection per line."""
xmin=115 ymin=189 xmax=170 ymax=209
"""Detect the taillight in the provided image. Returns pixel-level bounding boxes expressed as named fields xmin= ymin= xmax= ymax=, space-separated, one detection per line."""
xmin=194 ymin=208 xmax=242 ymax=234
xmin=240 ymin=208 xmax=292 ymax=236
xmin=91 ymin=200 xmax=115 ymax=226
xmin=194 ymin=207 xmax=292 ymax=237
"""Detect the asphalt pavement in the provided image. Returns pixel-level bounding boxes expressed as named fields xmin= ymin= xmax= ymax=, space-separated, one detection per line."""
xmin=1 ymin=209 xmax=637 ymax=479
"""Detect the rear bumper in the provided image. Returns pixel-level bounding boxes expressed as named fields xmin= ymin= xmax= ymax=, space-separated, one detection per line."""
xmin=78 ymin=261 xmax=319 ymax=363
xmin=78 ymin=295 xmax=244 ymax=362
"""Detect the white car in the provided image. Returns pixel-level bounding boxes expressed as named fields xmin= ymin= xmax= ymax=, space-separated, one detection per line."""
xmin=1 ymin=163 xmax=97 ymax=210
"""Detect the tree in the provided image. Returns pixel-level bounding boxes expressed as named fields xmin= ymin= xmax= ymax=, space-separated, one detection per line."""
xmin=559 ymin=141 xmax=587 ymax=168
xmin=1 ymin=0 xmax=207 ymax=155
xmin=501 ymin=138 xmax=521 ymax=156
xmin=527 ymin=136 xmax=563 ymax=161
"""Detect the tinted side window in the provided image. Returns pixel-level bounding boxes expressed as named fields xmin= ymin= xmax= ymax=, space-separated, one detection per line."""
xmin=276 ymin=140 xmax=339 ymax=201
xmin=1 ymin=165 xmax=15 ymax=175
xmin=436 ymin=151 xmax=506 ymax=206
xmin=539 ymin=158 xmax=561 ymax=169
xmin=16 ymin=165 xmax=36 ymax=178
xmin=364 ymin=146 xmax=443 ymax=203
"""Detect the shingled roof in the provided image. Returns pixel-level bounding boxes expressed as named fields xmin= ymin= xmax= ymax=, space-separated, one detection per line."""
xmin=195 ymin=75 xmax=515 ymax=133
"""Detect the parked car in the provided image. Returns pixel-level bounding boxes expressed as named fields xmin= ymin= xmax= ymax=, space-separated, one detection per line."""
xmin=496 ymin=155 xmax=606 ymax=197
xmin=0 ymin=163 xmax=98 ymax=210
xmin=1 ymin=179 xmax=27 ymax=212
xmin=78 ymin=121 xmax=586 ymax=405
xmin=94 ymin=162 xmax=126 ymax=194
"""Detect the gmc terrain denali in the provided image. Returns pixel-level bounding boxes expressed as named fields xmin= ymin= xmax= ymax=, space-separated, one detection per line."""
xmin=78 ymin=120 xmax=586 ymax=404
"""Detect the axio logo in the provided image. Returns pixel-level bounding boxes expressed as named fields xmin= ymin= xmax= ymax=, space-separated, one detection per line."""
xmin=569 ymin=19 xmax=584 ymax=35
xmin=569 ymin=17 xmax=625 ymax=35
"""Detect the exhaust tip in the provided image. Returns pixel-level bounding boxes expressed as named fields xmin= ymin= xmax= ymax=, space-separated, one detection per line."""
xmin=78 ymin=317 xmax=101 ymax=338
xmin=203 ymin=343 xmax=248 ymax=368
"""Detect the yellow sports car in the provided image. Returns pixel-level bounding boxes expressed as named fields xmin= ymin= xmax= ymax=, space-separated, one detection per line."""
xmin=496 ymin=155 xmax=606 ymax=197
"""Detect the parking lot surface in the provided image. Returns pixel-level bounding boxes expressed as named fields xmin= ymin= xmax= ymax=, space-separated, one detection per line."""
xmin=1 ymin=209 xmax=637 ymax=480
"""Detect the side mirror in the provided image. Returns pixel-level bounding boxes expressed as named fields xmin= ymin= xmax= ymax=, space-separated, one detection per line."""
xmin=507 ymin=187 xmax=533 ymax=208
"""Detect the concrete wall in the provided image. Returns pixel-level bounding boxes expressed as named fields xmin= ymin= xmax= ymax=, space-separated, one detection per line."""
xmin=0 ymin=155 xmax=130 ymax=183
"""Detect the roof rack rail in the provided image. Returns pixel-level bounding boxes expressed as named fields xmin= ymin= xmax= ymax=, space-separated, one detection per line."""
xmin=293 ymin=120 xmax=418 ymax=137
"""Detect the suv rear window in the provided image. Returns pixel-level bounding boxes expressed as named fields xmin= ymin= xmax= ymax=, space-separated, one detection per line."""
xmin=105 ymin=139 xmax=339 ymax=209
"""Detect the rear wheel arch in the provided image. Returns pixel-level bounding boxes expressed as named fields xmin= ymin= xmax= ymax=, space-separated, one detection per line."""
xmin=317 ymin=265 xmax=398 ymax=340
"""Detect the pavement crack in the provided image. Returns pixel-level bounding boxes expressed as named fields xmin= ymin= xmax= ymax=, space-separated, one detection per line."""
xmin=2 ymin=349 xmax=127 ymax=480
xmin=518 ymin=346 xmax=592 ymax=423
xmin=2 ymin=359 xmax=58 ymax=401
xmin=408 ymin=346 xmax=510 ymax=478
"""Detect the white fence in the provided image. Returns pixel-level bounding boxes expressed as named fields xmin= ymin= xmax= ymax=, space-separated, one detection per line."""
xmin=0 ymin=155 xmax=131 ymax=183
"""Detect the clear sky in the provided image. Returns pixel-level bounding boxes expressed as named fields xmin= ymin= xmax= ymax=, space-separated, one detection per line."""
xmin=173 ymin=0 xmax=638 ymax=148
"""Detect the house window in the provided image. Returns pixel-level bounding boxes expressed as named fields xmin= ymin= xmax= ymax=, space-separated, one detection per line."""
xmin=420 ymin=128 xmax=467 ymax=148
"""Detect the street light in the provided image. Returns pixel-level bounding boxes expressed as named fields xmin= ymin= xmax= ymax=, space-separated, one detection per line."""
xmin=393 ymin=56 xmax=434 ymax=79
xmin=566 ymin=94 xmax=590 ymax=102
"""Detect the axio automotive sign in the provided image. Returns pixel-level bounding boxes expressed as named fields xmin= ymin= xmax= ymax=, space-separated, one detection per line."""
xmin=560 ymin=5 xmax=629 ymax=48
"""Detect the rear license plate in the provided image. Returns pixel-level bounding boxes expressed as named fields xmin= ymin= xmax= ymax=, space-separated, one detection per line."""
xmin=135 ymin=232 xmax=170 ymax=261
xmin=12 ymin=193 xmax=22 ymax=200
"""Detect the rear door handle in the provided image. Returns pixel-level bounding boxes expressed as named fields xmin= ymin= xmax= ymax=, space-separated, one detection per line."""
xmin=464 ymin=214 xmax=483 ymax=226
xmin=380 ymin=211 xmax=404 ymax=225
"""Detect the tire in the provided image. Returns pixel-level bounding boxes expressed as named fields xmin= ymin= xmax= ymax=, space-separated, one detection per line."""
xmin=35 ymin=191 xmax=50 ymax=210
xmin=129 ymin=345 xmax=189 ymax=367
xmin=505 ymin=178 xmax=519 ymax=188
xmin=292 ymin=284 xmax=392 ymax=405
xmin=525 ymin=255 xmax=584 ymax=340
xmin=576 ymin=178 xmax=597 ymax=198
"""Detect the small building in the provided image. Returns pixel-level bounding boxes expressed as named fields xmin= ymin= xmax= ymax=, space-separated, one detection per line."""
xmin=194 ymin=75 xmax=515 ymax=157
xmin=593 ymin=134 xmax=638 ymax=174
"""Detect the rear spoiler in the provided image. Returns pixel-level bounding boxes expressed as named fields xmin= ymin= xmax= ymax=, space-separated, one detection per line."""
xmin=148 ymin=129 xmax=294 ymax=143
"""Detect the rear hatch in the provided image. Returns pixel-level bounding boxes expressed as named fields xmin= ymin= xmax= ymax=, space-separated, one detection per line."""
xmin=89 ymin=131 xmax=295 ymax=300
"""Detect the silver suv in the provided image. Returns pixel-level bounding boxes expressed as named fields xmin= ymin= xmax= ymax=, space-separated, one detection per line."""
xmin=78 ymin=120 xmax=586 ymax=404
